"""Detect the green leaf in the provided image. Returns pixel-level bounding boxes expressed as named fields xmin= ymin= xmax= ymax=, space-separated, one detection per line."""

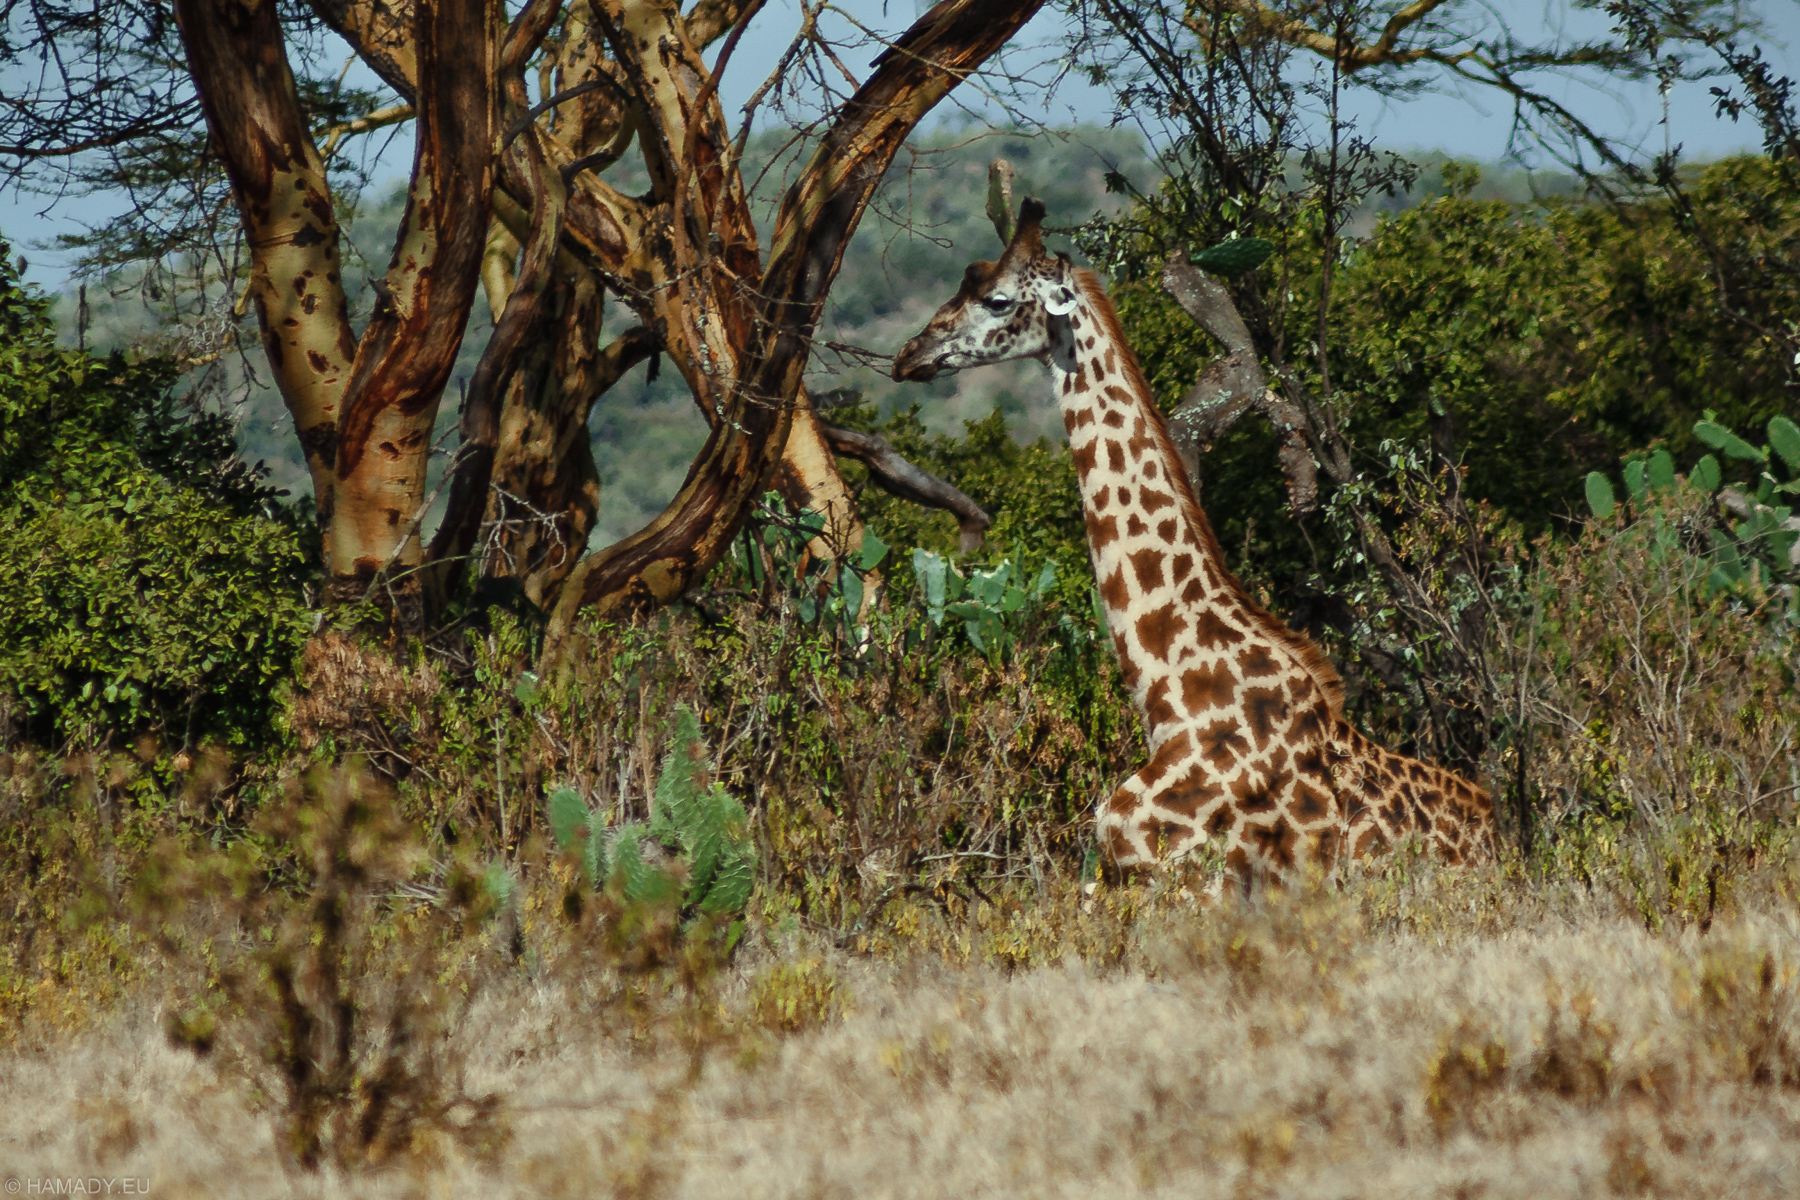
xmin=1694 ymin=419 xmax=1766 ymax=463
xmin=1190 ymin=237 xmax=1275 ymax=276
xmin=1646 ymin=449 xmax=1675 ymax=491
xmin=700 ymin=839 xmax=756 ymax=914
xmin=1584 ymin=472 xmax=1615 ymax=519
xmin=858 ymin=528 xmax=889 ymax=572
xmin=913 ymin=548 xmax=948 ymax=626
xmin=1623 ymin=459 xmax=1646 ymax=499
xmin=687 ymin=786 xmax=753 ymax=912
xmin=481 ymin=862 xmax=517 ymax=913
xmin=584 ymin=808 xmax=609 ymax=887
xmin=840 ymin=568 xmax=864 ymax=625
xmin=1689 ymin=454 xmax=1722 ymax=493
xmin=608 ymin=823 xmax=677 ymax=905
xmin=654 ymin=705 xmax=708 ymax=845
xmin=1768 ymin=416 xmax=1800 ymax=476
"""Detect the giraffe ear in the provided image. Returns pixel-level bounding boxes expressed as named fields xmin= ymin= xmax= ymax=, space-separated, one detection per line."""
xmin=1044 ymin=282 xmax=1078 ymax=316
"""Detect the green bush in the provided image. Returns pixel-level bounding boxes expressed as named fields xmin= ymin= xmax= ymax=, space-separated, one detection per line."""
xmin=0 ymin=241 xmax=312 ymax=747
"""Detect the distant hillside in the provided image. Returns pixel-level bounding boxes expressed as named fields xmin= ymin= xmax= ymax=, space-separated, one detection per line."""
xmin=34 ymin=129 xmax=1586 ymax=550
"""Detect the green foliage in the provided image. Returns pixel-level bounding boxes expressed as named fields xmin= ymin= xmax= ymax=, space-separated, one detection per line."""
xmin=1095 ymin=158 xmax=1800 ymax=609
xmin=546 ymin=705 xmax=757 ymax=918
xmin=1518 ymin=464 xmax=1800 ymax=839
xmin=0 ymin=238 xmax=311 ymax=746
xmin=834 ymin=406 xmax=1092 ymax=604
xmin=911 ymin=548 xmax=1063 ymax=661
xmin=726 ymin=492 xmax=888 ymax=640
xmin=1189 ymin=236 xmax=1275 ymax=276
xmin=1585 ymin=413 xmax=1800 ymax=609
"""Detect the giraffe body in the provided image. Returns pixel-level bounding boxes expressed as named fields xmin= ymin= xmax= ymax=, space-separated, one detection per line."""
xmin=893 ymin=200 xmax=1494 ymax=883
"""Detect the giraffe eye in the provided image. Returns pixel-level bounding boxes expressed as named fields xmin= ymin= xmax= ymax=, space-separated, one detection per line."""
xmin=982 ymin=294 xmax=1014 ymax=313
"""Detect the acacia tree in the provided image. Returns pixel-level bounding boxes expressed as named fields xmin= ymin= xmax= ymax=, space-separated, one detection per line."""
xmin=2 ymin=0 xmax=1041 ymax=636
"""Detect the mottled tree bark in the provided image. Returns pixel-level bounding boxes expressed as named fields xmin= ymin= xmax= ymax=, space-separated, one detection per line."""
xmin=181 ymin=0 xmax=1033 ymax=637
xmin=322 ymin=0 xmax=498 ymax=620
xmin=177 ymin=0 xmax=498 ymax=628
xmin=546 ymin=0 xmax=1047 ymax=641
xmin=172 ymin=0 xmax=356 ymax=509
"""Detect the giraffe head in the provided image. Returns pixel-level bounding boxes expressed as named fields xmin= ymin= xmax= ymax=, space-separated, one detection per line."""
xmin=892 ymin=197 xmax=1080 ymax=382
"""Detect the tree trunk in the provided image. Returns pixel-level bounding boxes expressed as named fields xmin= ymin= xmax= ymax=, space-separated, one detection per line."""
xmin=186 ymin=0 xmax=1038 ymax=639
xmin=178 ymin=0 xmax=500 ymax=631
xmin=545 ymin=0 xmax=1047 ymax=644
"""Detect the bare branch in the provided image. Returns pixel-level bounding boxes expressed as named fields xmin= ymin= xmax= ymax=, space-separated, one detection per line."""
xmin=820 ymin=423 xmax=993 ymax=552
xmin=1160 ymin=254 xmax=1316 ymax=513
xmin=318 ymin=102 xmax=415 ymax=158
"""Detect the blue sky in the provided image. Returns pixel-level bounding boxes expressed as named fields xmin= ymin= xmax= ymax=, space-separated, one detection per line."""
xmin=4 ymin=0 xmax=1797 ymax=290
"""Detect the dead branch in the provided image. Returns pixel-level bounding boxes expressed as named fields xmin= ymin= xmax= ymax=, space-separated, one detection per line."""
xmin=1160 ymin=253 xmax=1317 ymax=513
xmin=819 ymin=422 xmax=994 ymax=553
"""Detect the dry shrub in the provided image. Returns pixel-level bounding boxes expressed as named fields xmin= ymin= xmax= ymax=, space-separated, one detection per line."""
xmin=1154 ymin=878 xmax=1365 ymax=1008
xmin=1512 ymin=486 xmax=1800 ymax=833
xmin=747 ymin=957 xmax=844 ymax=1034
xmin=128 ymin=763 xmax=504 ymax=1171
xmin=1686 ymin=938 xmax=1800 ymax=1085
xmin=1527 ymin=985 xmax=1618 ymax=1104
xmin=455 ymin=600 xmax=1142 ymax=935
xmin=286 ymin=630 xmax=441 ymax=764
xmin=6 ymin=877 xmax=1800 ymax=1196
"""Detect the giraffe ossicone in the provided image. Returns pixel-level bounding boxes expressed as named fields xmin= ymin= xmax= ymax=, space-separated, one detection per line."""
xmin=893 ymin=197 xmax=1495 ymax=885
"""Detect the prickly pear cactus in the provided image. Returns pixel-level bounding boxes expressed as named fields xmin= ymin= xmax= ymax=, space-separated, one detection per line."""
xmin=1584 ymin=414 xmax=1800 ymax=601
xmin=544 ymin=704 xmax=758 ymax=917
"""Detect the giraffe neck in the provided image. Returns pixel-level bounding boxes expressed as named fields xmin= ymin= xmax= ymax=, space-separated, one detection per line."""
xmin=1049 ymin=269 xmax=1344 ymax=734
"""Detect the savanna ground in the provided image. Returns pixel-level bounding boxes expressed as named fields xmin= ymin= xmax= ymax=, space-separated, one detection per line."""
xmin=4 ymin=856 xmax=1800 ymax=1198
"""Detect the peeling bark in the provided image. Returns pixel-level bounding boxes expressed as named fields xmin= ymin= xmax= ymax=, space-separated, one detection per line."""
xmin=173 ymin=0 xmax=357 ymax=511
xmin=545 ymin=0 xmax=1046 ymax=644
xmin=426 ymin=0 xmax=570 ymax=602
xmin=326 ymin=0 xmax=499 ymax=619
xmin=779 ymin=401 xmax=869 ymax=559
xmin=309 ymin=0 xmax=422 ymax=101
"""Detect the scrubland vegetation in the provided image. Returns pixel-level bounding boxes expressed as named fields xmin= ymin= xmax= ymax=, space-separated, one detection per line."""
xmin=5 ymin=438 xmax=1800 ymax=1192
xmin=7 ymin=0 xmax=1800 ymax=1192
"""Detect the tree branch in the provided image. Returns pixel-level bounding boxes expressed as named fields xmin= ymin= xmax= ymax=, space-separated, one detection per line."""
xmin=427 ymin=0 xmax=569 ymax=598
xmin=309 ymin=0 xmax=421 ymax=101
xmin=1161 ymin=254 xmax=1317 ymax=512
xmin=544 ymin=0 xmax=1046 ymax=643
xmin=1190 ymin=0 xmax=1464 ymax=74
xmin=820 ymin=423 xmax=993 ymax=552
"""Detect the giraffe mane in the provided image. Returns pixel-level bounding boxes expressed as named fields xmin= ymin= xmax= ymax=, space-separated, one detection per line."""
xmin=1070 ymin=267 xmax=1348 ymax=718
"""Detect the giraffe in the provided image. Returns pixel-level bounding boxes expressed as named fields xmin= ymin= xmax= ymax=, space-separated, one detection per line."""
xmin=892 ymin=199 xmax=1494 ymax=884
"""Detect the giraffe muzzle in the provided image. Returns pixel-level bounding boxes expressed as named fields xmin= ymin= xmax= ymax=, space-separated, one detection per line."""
xmin=891 ymin=335 xmax=947 ymax=383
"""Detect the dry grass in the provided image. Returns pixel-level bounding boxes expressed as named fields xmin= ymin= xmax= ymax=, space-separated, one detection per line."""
xmin=4 ymin=865 xmax=1800 ymax=1198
